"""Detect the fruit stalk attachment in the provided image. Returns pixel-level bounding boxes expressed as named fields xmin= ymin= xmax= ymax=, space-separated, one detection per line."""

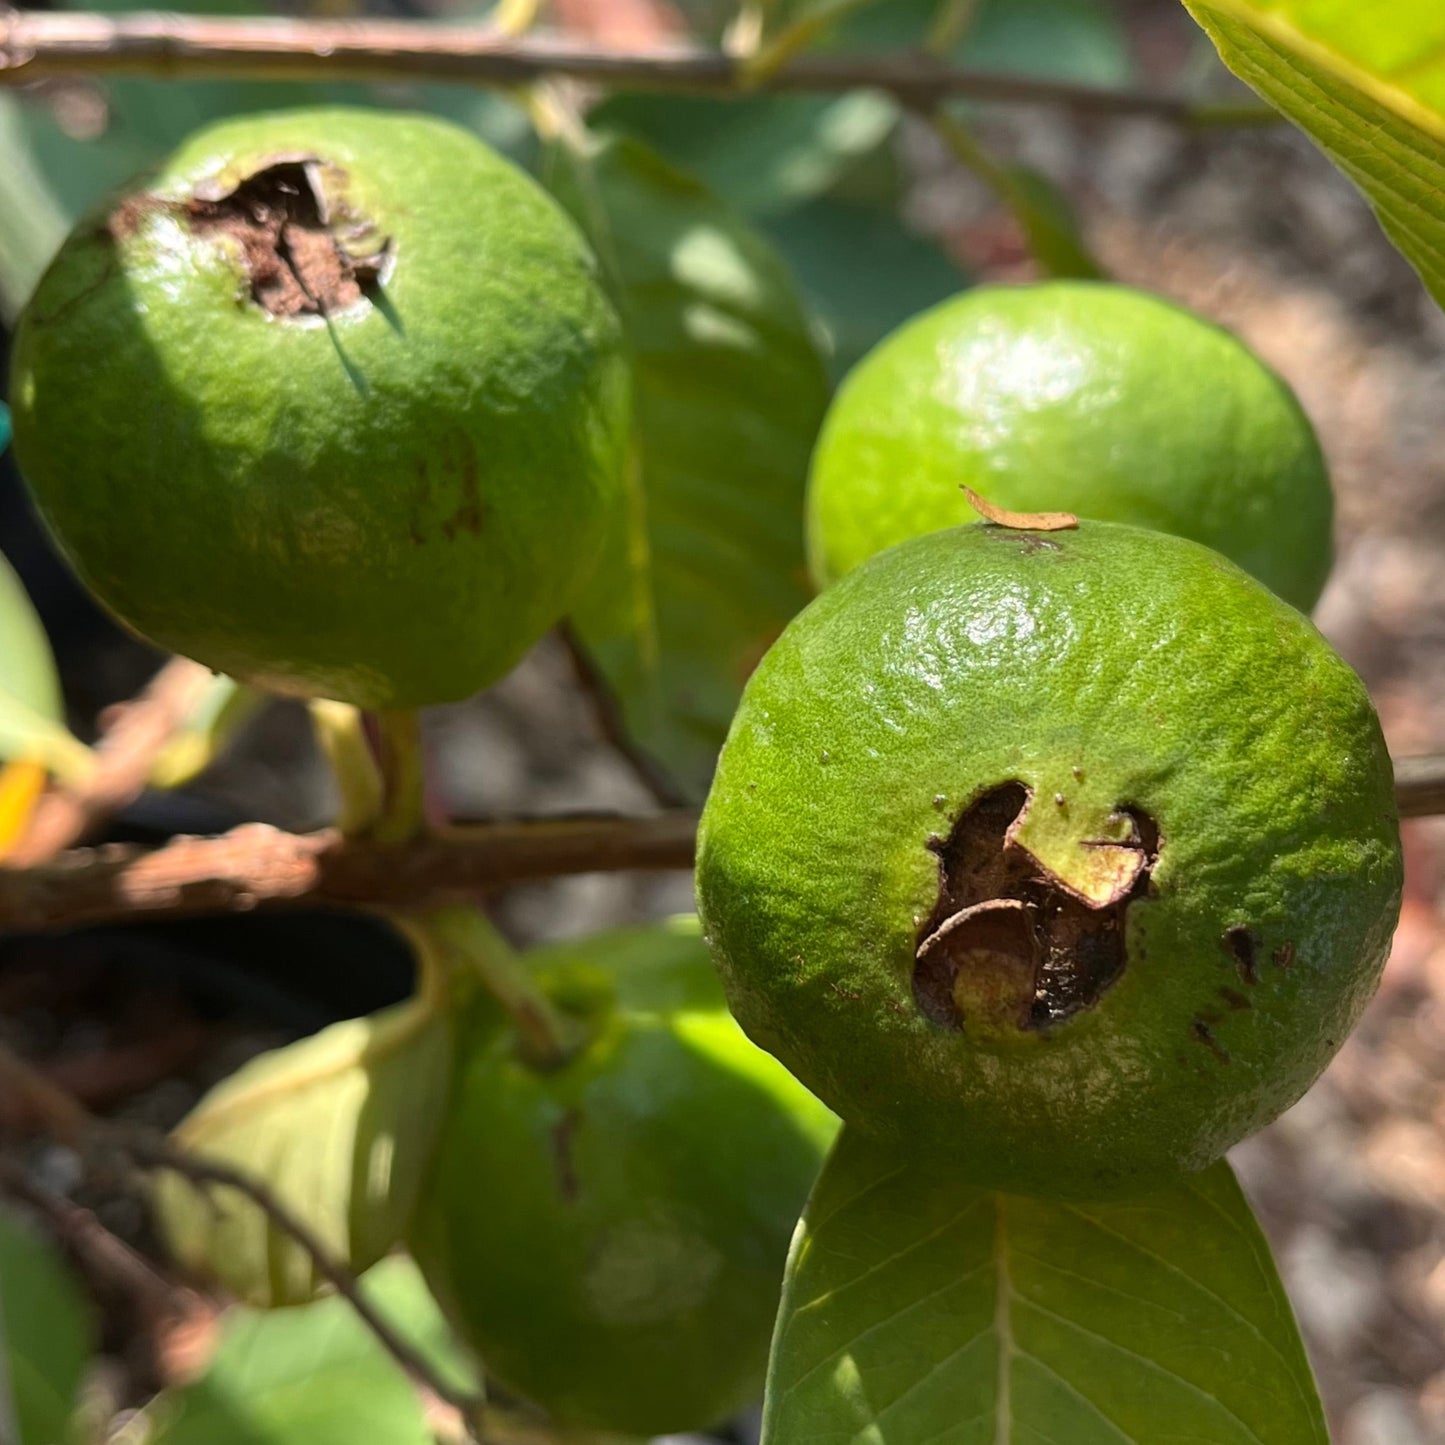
xmin=403 ymin=906 xmax=582 ymax=1069
xmin=368 ymin=709 xmax=427 ymax=844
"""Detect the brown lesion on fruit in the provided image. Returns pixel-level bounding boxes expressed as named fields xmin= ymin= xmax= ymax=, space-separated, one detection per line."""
xmin=182 ymin=158 xmax=393 ymax=319
xmin=914 ymin=782 xmax=1158 ymax=1032
xmin=1222 ymin=925 xmax=1259 ymax=985
xmin=550 ymin=1107 xmax=583 ymax=1204
xmin=1191 ymin=1018 xmax=1231 ymax=1063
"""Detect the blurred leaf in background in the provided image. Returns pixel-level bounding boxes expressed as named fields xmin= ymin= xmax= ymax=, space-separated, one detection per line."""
xmin=548 ymin=132 xmax=830 ymax=800
xmin=146 ymin=1258 xmax=448 ymax=1445
xmin=0 ymin=1210 xmax=96 ymax=1445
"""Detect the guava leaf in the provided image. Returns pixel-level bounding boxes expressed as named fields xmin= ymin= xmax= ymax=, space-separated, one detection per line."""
xmin=146 ymin=1268 xmax=433 ymax=1445
xmin=359 ymin=1256 xmax=482 ymax=1399
xmin=591 ymin=91 xmax=898 ymax=219
xmin=547 ymin=133 xmax=831 ymax=801
xmin=0 ymin=1210 xmax=95 ymax=1445
xmin=762 ymin=198 xmax=970 ymax=378
xmin=153 ymin=989 xmax=453 ymax=1308
xmin=592 ymin=0 xmax=1131 ymax=219
xmin=1183 ymin=0 xmax=1445 ymax=309
xmin=0 ymin=551 xmax=92 ymax=785
xmin=764 ymin=1128 xmax=1328 ymax=1443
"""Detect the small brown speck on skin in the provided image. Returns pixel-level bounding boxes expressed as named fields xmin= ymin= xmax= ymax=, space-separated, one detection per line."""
xmin=1192 ymin=1019 xmax=1231 ymax=1063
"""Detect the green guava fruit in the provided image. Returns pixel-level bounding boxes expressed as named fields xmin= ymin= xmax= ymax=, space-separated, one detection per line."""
xmin=805 ymin=281 xmax=1333 ymax=611
xmin=696 ymin=520 xmax=1402 ymax=1200
xmin=407 ymin=916 xmax=837 ymax=1436
xmin=10 ymin=108 xmax=629 ymax=709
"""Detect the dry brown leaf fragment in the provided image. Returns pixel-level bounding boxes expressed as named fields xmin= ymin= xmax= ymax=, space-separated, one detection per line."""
xmin=963 ymin=486 xmax=1078 ymax=532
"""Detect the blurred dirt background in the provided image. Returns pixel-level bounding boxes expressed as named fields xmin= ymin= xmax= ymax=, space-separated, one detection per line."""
xmin=3 ymin=0 xmax=1445 ymax=1442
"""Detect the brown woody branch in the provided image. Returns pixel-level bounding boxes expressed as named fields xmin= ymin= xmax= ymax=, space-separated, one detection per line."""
xmin=0 ymin=811 xmax=699 ymax=932
xmin=0 ymin=1040 xmax=487 ymax=1433
xmin=0 ymin=10 xmax=1220 ymax=118
xmin=0 ymin=753 xmax=1442 ymax=934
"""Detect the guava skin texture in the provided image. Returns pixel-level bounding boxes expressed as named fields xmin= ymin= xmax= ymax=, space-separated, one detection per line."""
xmin=407 ymin=919 xmax=837 ymax=1437
xmin=10 ymin=108 xmax=630 ymax=709
xmin=696 ymin=522 xmax=1402 ymax=1201
xmin=805 ymin=281 xmax=1334 ymax=612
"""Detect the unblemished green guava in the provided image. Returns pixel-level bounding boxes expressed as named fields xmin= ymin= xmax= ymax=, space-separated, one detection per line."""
xmin=696 ymin=520 xmax=1402 ymax=1200
xmin=805 ymin=281 xmax=1334 ymax=611
xmin=407 ymin=916 xmax=837 ymax=1437
xmin=10 ymin=108 xmax=630 ymax=709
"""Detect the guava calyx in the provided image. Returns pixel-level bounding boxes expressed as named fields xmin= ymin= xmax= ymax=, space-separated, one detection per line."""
xmin=180 ymin=158 xmax=392 ymax=319
xmin=915 ymin=781 xmax=1159 ymax=1033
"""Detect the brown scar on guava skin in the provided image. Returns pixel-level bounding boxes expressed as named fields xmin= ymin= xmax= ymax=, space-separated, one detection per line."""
xmin=172 ymin=157 xmax=393 ymax=319
xmin=1191 ymin=1018 xmax=1232 ymax=1063
xmin=914 ymin=781 xmax=1158 ymax=1033
xmin=1222 ymin=924 xmax=1259 ymax=984
xmin=550 ymin=1107 xmax=583 ymax=1204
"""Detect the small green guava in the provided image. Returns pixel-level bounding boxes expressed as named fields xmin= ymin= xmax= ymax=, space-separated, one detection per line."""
xmin=406 ymin=917 xmax=837 ymax=1437
xmin=10 ymin=108 xmax=629 ymax=709
xmin=696 ymin=520 xmax=1402 ymax=1200
xmin=806 ymin=281 xmax=1333 ymax=611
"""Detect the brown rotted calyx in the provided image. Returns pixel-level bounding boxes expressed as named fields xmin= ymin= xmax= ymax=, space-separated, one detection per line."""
xmin=915 ymin=783 xmax=1158 ymax=1032
xmin=184 ymin=159 xmax=390 ymax=319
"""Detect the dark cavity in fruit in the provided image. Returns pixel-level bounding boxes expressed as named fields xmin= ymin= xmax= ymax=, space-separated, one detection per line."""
xmin=914 ymin=782 xmax=1158 ymax=1032
xmin=184 ymin=159 xmax=390 ymax=318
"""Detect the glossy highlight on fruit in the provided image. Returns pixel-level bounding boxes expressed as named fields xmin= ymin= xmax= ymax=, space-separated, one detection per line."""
xmin=10 ymin=108 xmax=630 ymax=708
xmin=697 ymin=521 xmax=1402 ymax=1200
xmin=407 ymin=917 xmax=837 ymax=1436
xmin=806 ymin=281 xmax=1334 ymax=611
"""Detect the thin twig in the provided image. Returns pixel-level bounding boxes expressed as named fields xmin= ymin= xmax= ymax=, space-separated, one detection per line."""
xmin=130 ymin=1138 xmax=489 ymax=1422
xmin=557 ymin=625 xmax=689 ymax=808
xmin=0 ymin=812 xmax=699 ymax=932
xmin=0 ymin=1156 xmax=191 ymax=1326
xmin=1396 ymin=754 xmax=1445 ymax=819
xmin=0 ymin=1040 xmax=488 ymax=1432
xmin=0 ymin=11 xmax=1257 ymax=120
xmin=0 ymin=753 xmax=1442 ymax=932
xmin=10 ymin=657 xmax=216 ymax=866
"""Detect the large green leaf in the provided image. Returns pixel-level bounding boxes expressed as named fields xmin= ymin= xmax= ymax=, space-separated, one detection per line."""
xmin=592 ymin=91 xmax=898 ymax=219
xmin=547 ymin=134 xmax=831 ymax=800
xmin=763 ymin=198 xmax=970 ymax=377
xmin=0 ymin=1210 xmax=94 ymax=1445
xmin=1183 ymin=0 xmax=1445 ymax=308
xmin=594 ymin=0 xmax=1131 ymax=219
xmin=0 ymin=551 xmax=92 ymax=783
xmin=154 ymin=982 xmax=453 ymax=1307
xmin=765 ymin=1128 xmax=1328 ymax=1443
xmin=0 ymin=99 xmax=69 ymax=320
xmin=147 ymin=1267 xmax=433 ymax=1445
xmin=359 ymin=1256 xmax=481 ymax=1400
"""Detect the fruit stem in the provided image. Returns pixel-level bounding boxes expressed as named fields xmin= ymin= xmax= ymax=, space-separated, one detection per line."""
xmin=368 ymin=708 xmax=427 ymax=844
xmin=400 ymin=906 xmax=583 ymax=1070
xmin=310 ymin=700 xmax=385 ymax=836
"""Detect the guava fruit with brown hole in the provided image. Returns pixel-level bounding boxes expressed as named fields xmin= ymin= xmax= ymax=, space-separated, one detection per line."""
xmin=696 ymin=520 xmax=1402 ymax=1200
xmin=806 ymin=281 xmax=1334 ymax=611
xmin=407 ymin=917 xmax=837 ymax=1437
xmin=9 ymin=108 xmax=629 ymax=709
